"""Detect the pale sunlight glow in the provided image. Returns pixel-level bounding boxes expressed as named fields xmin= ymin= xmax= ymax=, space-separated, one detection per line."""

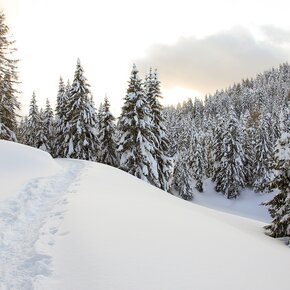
xmin=2 ymin=0 xmax=290 ymax=116
xmin=162 ymin=87 xmax=201 ymax=107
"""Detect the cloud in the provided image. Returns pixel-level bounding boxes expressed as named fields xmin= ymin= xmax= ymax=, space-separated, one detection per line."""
xmin=261 ymin=26 xmax=290 ymax=45
xmin=135 ymin=27 xmax=289 ymax=95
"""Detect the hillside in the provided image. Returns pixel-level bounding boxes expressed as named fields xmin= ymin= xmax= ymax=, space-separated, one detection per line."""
xmin=0 ymin=141 xmax=289 ymax=290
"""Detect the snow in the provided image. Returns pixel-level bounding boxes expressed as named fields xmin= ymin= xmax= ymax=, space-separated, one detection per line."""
xmin=193 ymin=178 xmax=276 ymax=222
xmin=0 ymin=140 xmax=61 ymax=201
xmin=0 ymin=142 xmax=290 ymax=290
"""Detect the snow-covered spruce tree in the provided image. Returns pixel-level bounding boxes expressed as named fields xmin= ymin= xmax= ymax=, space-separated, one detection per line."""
xmin=0 ymin=12 xmax=19 ymax=141
xmin=193 ymin=97 xmax=204 ymax=129
xmin=172 ymin=153 xmax=193 ymax=200
xmin=264 ymin=130 xmax=290 ymax=239
xmin=241 ymin=110 xmax=257 ymax=187
xmin=25 ymin=92 xmax=41 ymax=147
xmin=41 ymin=98 xmax=54 ymax=153
xmin=17 ymin=116 xmax=28 ymax=144
xmin=214 ymin=107 xmax=246 ymax=198
xmin=144 ymin=68 xmax=173 ymax=191
xmin=203 ymin=117 xmax=215 ymax=178
xmin=212 ymin=114 xmax=225 ymax=191
xmin=191 ymin=132 xmax=205 ymax=192
xmin=54 ymin=77 xmax=68 ymax=157
xmin=163 ymin=106 xmax=179 ymax=158
xmin=62 ymin=59 xmax=99 ymax=161
xmin=97 ymin=102 xmax=104 ymax=133
xmin=253 ymin=112 xmax=273 ymax=192
xmin=37 ymin=108 xmax=49 ymax=151
xmin=0 ymin=72 xmax=19 ymax=141
xmin=98 ymin=96 xmax=119 ymax=167
xmin=118 ymin=64 xmax=158 ymax=184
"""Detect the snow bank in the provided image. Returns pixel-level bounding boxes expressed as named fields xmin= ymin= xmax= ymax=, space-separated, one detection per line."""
xmin=41 ymin=160 xmax=290 ymax=290
xmin=0 ymin=140 xmax=61 ymax=201
xmin=0 ymin=146 xmax=289 ymax=290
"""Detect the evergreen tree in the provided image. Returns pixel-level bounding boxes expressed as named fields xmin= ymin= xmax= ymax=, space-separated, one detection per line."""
xmin=212 ymin=114 xmax=225 ymax=191
xmin=172 ymin=154 xmax=193 ymax=200
xmin=191 ymin=133 xmax=205 ymax=192
xmin=98 ymin=96 xmax=119 ymax=167
xmin=17 ymin=116 xmax=28 ymax=144
xmin=253 ymin=112 xmax=273 ymax=192
xmin=62 ymin=59 xmax=99 ymax=160
xmin=37 ymin=108 xmax=49 ymax=151
xmin=97 ymin=102 xmax=104 ymax=133
xmin=203 ymin=118 xmax=214 ymax=178
xmin=193 ymin=98 xmax=204 ymax=128
xmin=118 ymin=64 xmax=158 ymax=184
xmin=214 ymin=108 xmax=246 ymax=198
xmin=25 ymin=92 xmax=40 ymax=147
xmin=54 ymin=77 xmax=68 ymax=157
xmin=241 ymin=110 xmax=256 ymax=186
xmin=264 ymin=131 xmax=290 ymax=239
xmin=163 ymin=106 xmax=178 ymax=158
xmin=41 ymin=98 xmax=54 ymax=153
xmin=144 ymin=68 xmax=173 ymax=191
xmin=0 ymin=12 xmax=19 ymax=141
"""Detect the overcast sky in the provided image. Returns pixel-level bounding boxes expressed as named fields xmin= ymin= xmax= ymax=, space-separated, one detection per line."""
xmin=2 ymin=0 xmax=290 ymax=116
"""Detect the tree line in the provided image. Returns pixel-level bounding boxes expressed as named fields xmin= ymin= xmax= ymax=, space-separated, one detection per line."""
xmin=16 ymin=60 xmax=173 ymax=192
xmin=164 ymin=63 xmax=290 ymax=240
xmin=0 ymin=11 xmax=289 ymax=242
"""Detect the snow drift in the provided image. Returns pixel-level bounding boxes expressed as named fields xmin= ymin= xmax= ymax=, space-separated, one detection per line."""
xmin=0 ymin=142 xmax=289 ymax=290
xmin=0 ymin=140 xmax=60 ymax=201
xmin=43 ymin=161 xmax=290 ymax=290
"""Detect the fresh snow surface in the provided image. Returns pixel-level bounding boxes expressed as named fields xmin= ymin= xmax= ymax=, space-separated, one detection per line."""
xmin=193 ymin=179 xmax=276 ymax=223
xmin=0 ymin=141 xmax=289 ymax=290
xmin=0 ymin=140 xmax=61 ymax=201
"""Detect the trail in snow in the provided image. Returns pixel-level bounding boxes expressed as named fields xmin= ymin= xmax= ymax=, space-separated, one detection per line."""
xmin=0 ymin=160 xmax=84 ymax=290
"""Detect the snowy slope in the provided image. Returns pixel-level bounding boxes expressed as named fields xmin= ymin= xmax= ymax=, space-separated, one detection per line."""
xmin=0 ymin=141 xmax=289 ymax=290
xmin=41 ymin=162 xmax=289 ymax=290
xmin=0 ymin=140 xmax=61 ymax=201
xmin=193 ymin=179 xmax=276 ymax=223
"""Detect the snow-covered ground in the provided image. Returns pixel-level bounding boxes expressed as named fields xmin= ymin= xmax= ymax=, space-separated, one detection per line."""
xmin=0 ymin=141 xmax=289 ymax=290
xmin=0 ymin=140 xmax=61 ymax=202
xmin=193 ymin=179 xmax=276 ymax=223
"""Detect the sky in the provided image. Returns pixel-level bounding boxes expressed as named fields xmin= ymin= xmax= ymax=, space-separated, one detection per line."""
xmin=2 ymin=0 xmax=290 ymax=116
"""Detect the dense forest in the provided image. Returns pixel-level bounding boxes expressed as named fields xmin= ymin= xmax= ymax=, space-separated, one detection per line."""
xmin=0 ymin=11 xmax=289 ymax=241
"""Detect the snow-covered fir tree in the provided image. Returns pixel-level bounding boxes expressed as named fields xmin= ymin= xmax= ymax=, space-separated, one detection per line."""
xmin=25 ymin=92 xmax=40 ymax=147
xmin=240 ymin=110 xmax=256 ymax=187
xmin=0 ymin=12 xmax=19 ymax=141
xmin=264 ymin=129 xmax=290 ymax=239
xmin=54 ymin=77 xmax=68 ymax=157
xmin=163 ymin=106 xmax=179 ymax=158
xmin=144 ymin=68 xmax=173 ymax=191
xmin=0 ymin=72 xmax=19 ymax=141
xmin=212 ymin=114 xmax=225 ymax=191
xmin=41 ymin=98 xmax=54 ymax=153
xmin=98 ymin=96 xmax=119 ymax=167
xmin=118 ymin=64 xmax=158 ymax=184
xmin=172 ymin=153 xmax=193 ymax=200
xmin=97 ymin=102 xmax=104 ymax=134
xmin=62 ymin=59 xmax=99 ymax=161
xmin=203 ymin=117 xmax=214 ymax=178
xmin=253 ymin=112 xmax=273 ymax=192
xmin=191 ymin=132 xmax=205 ymax=192
xmin=214 ymin=107 xmax=246 ymax=198
xmin=17 ymin=116 xmax=28 ymax=144
xmin=37 ymin=108 xmax=49 ymax=151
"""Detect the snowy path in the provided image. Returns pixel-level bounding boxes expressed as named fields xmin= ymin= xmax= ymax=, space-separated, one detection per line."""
xmin=0 ymin=160 xmax=84 ymax=290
